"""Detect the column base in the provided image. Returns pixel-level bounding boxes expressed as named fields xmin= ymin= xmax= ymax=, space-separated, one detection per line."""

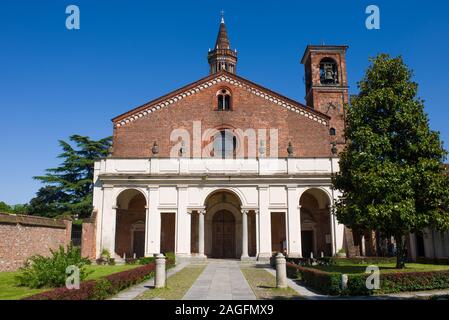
xmin=256 ymin=252 xmax=272 ymax=262
xmin=240 ymin=255 xmax=255 ymax=262
xmin=287 ymin=253 xmax=302 ymax=258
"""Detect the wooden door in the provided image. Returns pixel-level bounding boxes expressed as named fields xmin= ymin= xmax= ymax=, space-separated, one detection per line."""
xmin=212 ymin=211 xmax=235 ymax=258
xmin=161 ymin=212 xmax=176 ymax=253
xmin=301 ymin=230 xmax=314 ymax=258
xmin=133 ymin=231 xmax=145 ymax=258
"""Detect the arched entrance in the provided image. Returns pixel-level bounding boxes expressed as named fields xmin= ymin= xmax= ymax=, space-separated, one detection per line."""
xmin=300 ymin=188 xmax=332 ymax=257
xmin=212 ymin=210 xmax=236 ymax=258
xmin=115 ymin=189 xmax=147 ymax=258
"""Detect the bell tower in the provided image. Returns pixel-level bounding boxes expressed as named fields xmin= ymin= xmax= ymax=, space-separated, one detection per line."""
xmin=301 ymin=45 xmax=349 ymax=151
xmin=208 ymin=15 xmax=238 ymax=74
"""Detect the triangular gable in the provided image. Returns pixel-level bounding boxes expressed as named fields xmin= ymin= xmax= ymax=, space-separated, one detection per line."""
xmin=112 ymin=71 xmax=330 ymax=128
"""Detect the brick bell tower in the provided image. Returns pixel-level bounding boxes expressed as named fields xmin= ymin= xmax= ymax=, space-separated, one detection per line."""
xmin=301 ymin=45 xmax=349 ymax=152
xmin=208 ymin=15 xmax=238 ymax=75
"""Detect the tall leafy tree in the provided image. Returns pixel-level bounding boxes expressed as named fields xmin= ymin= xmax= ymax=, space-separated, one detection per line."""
xmin=30 ymin=135 xmax=112 ymax=218
xmin=333 ymin=54 xmax=449 ymax=268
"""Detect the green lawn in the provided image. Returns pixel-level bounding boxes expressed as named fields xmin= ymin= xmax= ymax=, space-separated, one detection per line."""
xmin=241 ymin=267 xmax=300 ymax=300
xmin=137 ymin=265 xmax=205 ymax=300
xmin=313 ymin=263 xmax=449 ymax=274
xmin=0 ymin=264 xmax=140 ymax=300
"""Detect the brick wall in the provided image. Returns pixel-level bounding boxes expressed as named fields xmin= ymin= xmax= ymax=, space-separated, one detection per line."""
xmin=0 ymin=213 xmax=72 ymax=271
xmin=111 ymin=74 xmax=337 ymax=159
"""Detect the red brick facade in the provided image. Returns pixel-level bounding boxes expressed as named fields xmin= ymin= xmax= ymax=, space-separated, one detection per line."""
xmin=111 ymin=66 xmax=346 ymax=159
xmin=0 ymin=214 xmax=72 ymax=271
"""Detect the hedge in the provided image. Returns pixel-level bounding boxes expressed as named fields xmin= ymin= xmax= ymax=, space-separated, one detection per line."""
xmin=286 ymin=262 xmax=342 ymax=295
xmin=23 ymin=262 xmax=165 ymax=300
xmin=287 ymin=262 xmax=449 ymax=296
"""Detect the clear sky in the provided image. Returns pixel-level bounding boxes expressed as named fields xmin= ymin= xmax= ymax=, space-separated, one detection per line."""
xmin=1 ymin=0 xmax=448 ymax=204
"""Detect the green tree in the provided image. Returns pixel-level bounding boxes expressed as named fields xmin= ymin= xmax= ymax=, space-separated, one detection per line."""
xmin=30 ymin=135 xmax=112 ymax=218
xmin=0 ymin=201 xmax=13 ymax=213
xmin=333 ymin=54 xmax=449 ymax=268
xmin=0 ymin=201 xmax=28 ymax=214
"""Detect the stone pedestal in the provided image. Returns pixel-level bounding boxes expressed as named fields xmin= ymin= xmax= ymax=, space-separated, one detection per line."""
xmin=275 ymin=253 xmax=287 ymax=288
xmin=155 ymin=254 xmax=166 ymax=288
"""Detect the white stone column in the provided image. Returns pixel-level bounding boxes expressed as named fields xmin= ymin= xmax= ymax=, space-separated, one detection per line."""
xmin=100 ymin=185 xmax=116 ymax=257
xmin=241 ymin=209 xmax=249 ymax=259
xmin=109 ymin=205 xmax=117 ymax=256
xmin=176 ymin=185 xmax=191 ymax=257
xmin=198 ymin=209 xmax=206 ymax=257
xmin=329 ymin=205 xmax=336 ymax=256
xmin=147 ymin=185 xmax=160 ymax=255
xmin=258 ymin=185 xmax=272 ymax=260
xmin=287 ymin=185 xmax=302 ymax=257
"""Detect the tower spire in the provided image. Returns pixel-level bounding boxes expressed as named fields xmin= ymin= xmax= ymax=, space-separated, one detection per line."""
xmin=208 ymin=13 xmax=238 ymax=74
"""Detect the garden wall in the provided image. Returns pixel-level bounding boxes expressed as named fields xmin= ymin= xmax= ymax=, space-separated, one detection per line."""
xmin=0 ymin=213 xmax=72 ymax=271
xmin=81 ymin=211 xmax=97 ymax=260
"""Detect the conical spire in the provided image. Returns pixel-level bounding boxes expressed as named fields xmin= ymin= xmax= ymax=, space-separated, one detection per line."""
xmin=215 ymin=18 xmax=231 ymax=50
xmin=207 ymin=13 xmax=238 ymax=75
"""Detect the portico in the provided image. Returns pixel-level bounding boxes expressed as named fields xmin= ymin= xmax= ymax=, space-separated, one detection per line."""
xmin=93 ymin=157 xmax=345 ymax=261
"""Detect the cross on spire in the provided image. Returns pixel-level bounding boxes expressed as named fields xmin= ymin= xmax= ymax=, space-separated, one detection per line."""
xmin=220 ymin=10 xmax=225 ymax=23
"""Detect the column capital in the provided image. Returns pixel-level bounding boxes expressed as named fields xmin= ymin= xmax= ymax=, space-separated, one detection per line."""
xmin=177 ymin=184 xmax=189 ymax=189
xmin=241 ymin=209 xmax=249 ymax=215
xmin=112 ymin=205 xmax=118 ymax=210
xmin=148 ymin=185 xmax=159 ymax=191
xmin=254 ymin=209 xmax=259 ymax=215
xmin=198 ymin=209 xmax=206 ymax=215
xmin=258 ymin=185 xmax=269 ymax=190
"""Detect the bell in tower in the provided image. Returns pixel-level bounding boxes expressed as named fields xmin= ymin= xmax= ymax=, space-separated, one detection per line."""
xmin=320 ymin=58 xmax=339 ymax=85
xmin=207 ymin=14 xmax=238 ymax=75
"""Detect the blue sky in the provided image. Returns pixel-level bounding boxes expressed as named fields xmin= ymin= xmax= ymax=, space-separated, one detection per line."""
xmin=1 ymin=0 xmax=448 ymax=204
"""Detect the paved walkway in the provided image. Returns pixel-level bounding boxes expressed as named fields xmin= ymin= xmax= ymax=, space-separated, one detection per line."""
xmin=183 ymin=260 xmax=256 ymax=300
xmin=109 ymin=262 xmax=188 ymax=300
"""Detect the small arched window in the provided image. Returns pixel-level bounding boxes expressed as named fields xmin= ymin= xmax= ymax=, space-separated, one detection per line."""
xmin=213 ymin=130 xmax=237 ymax=159
xmin=329 ymin=127 xmax=336 ymax=136
xmin=217 ymin=89 xmax=232 ymax=111
xmin=320 ymin=58 xmax=339 ymax=85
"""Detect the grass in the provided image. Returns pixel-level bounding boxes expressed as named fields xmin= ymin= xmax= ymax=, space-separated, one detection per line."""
xmin=313 ymin=263 xmax=449 ymax=274
xmin=136 ymin=265 xmax=205 ymax=300
xmin=0 ymin=264 xmax=140 ymax=300
xmin=240 ymin=267 xmax=300 ymax=300
xmin=137 ymin=265 xmax=206 ymax=300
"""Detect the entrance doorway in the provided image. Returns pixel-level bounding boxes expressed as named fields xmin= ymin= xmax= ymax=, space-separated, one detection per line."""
xmin=212 ymin=210 xmax=236 ymax=258
xmin=132 ymin=230 xmax=145 ymax=258
xmin=301 ymin=230 xmax=314 ymax=258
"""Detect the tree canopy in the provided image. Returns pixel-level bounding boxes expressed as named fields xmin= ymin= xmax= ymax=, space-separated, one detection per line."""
xmin=29 ymin=135 xmax=112 ymax=218
xmin=333 ymin=54 xmax=449 ymax=268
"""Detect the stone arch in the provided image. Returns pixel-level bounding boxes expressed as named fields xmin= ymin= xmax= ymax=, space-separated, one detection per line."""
xmin=300 ymin=188 xmax=332 ymax=257
xmin=115 ymin=188 xmax=147 ymax=259
xmin=202 ymin=187 xmax=248 ymax=208
xmin=204 ymin=190 xmax=242 ymax=258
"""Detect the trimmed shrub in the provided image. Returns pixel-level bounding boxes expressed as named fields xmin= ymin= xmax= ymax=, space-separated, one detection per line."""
xmin=333 ymin=257 xmax=397 ymax=265
xmin=286 ymin=262 xmax=342 ymax=295
xmin=379 ymin=270 xmax=449 ymax=293
xmin=15 ymin=244 xmax=91 ymax=289
xmin=138 ymin=257 xmax=155 ymax=265
xmin=345 ymin=270 xmax=449 ymax=295
xmin=23 ymin=262 xmax=160 ymax=300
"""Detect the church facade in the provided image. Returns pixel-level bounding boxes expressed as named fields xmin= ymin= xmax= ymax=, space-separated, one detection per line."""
xmin=91 ymin=18 xmax=350 ymax=261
